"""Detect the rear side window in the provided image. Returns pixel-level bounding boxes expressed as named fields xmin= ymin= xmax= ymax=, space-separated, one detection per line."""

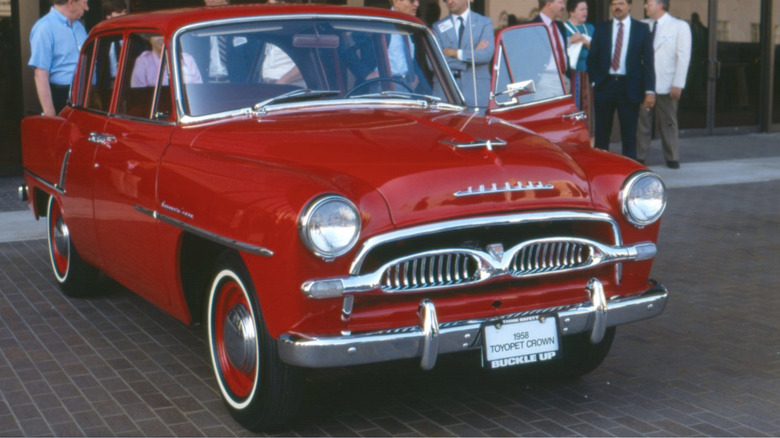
xmin=115 ymin=32 xmax=175 ymax=121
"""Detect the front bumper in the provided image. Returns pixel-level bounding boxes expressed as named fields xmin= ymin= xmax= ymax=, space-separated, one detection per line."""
xmin=278 ymin=278 xmax=669 ymax=369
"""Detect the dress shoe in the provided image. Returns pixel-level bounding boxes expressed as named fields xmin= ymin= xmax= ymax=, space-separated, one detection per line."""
xmin=666 ymin=160 xmax=680 ymax=169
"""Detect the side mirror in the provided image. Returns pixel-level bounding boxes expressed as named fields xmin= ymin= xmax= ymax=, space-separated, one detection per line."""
xmin=503 ymin=80 xmax=536 ymax=99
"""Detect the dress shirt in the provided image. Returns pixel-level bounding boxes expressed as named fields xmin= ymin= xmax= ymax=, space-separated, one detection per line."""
xmin=452 ymin=9 xmax=470 ymax=60
xmin=209 ymin=35 xmax=229 ymax=78
xmin=388 ymin=33 xmax=413 ymax=76
xmin=28 ymin=7 xmax=87 ymax=85
xmin=609 ymin=17 xmax=631 ymax=75
xmin=538 ymin=12 xmax=567 ymax=71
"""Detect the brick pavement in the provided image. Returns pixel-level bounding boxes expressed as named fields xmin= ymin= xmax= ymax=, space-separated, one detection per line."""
xmin=0 ymin=179 xmax=778 ymax=436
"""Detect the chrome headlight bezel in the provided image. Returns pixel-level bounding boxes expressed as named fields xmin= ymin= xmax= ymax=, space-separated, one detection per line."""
xmin=298 ymin=195 xmax=361 ymax=260
xmin=620 ymin=172 xmax=667 ymax=228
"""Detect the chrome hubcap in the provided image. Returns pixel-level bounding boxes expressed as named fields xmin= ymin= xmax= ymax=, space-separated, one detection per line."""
xmin=223 ymin=304 xmax=257 ymax=374
xmin=54 ymin=217 xmax=70 ymax=261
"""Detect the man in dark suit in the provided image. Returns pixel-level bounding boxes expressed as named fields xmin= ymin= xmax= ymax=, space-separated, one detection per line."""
xmin=587 ymin=0 xmax=655 ymax=160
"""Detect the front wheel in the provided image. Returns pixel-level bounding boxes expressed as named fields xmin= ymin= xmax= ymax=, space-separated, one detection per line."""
xmin=46 ymin=195 xmax=99 ymax=297
xmin=206 ymin=251 xmax=301 ymax=431
xmin=544 ymin=327 xmax=616 ymax=379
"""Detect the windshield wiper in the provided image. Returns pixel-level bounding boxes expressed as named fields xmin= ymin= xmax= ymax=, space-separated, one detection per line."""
xmin=354 ymin=90 xmax=441 ymax=102
xmin=352 ymin=90 xmax=442 ymax=105
xmin=253 ymin=89 xmax=340 ymax=113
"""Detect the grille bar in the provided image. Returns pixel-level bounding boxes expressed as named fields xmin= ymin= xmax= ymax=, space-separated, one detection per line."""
xmin=381 ymin=251 xmax=480 ymax=292
xmin=511 ymin=240 xmax=593 ymax=276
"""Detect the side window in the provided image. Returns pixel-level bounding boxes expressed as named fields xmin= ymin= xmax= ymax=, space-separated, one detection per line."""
xmin=116 ymin=32 xmax=172 ymax=120
xmin=75 ymin=40 xmax=95 ymax=108
xmin=493 ymin=25 xmax=566 ymax=107
xmin=82 ymin=34 xmax=123 ymax=112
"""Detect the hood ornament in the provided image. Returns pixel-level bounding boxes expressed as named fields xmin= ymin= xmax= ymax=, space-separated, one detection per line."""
xmin=441 ymin=138 xmax=507 ymax=151
xmin=454 ymin=181 xmax=554 ymax=198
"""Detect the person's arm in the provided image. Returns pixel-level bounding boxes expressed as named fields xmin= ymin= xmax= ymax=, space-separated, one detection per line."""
xmin=460 ymin=18 xmax=494 ymax=65
xmin=34 ymin=68 xmax=56 ymax=116
xmin=671 ymin=20 xmax=692 ymax=100
xmin=642 ymin=24 xmax=656 ymax=109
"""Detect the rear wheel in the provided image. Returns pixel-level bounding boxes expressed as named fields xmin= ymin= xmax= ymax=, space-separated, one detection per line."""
xmin=206 ymin=251 xmax=301 ymax=431
xmin=46 ymin=195 xmax=98 ymax=297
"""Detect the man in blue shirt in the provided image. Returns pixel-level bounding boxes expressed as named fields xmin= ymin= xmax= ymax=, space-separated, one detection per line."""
xmin=29 ymin=0 xmax=89 ymax=116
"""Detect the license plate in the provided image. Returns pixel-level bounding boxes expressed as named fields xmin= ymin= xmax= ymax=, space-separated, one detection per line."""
xmin=482 ymin=316 xmax=559 ymax=369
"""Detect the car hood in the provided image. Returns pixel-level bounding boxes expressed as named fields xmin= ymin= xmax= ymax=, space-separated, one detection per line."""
xmin=188 ymin=107 xmax=592 ymax=228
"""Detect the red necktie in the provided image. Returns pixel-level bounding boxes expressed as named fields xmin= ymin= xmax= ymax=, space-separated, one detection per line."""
xmin=611 ymin=21 xmax=623 ymax=71
xmin=550 ymin=22 xmax=566 ymax=73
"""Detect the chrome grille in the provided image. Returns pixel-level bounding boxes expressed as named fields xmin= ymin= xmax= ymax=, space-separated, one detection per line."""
xmin=381 ymin=251 xmax=481 ymax=292
xmin=510 ymin=240 xmax=594 ymax=276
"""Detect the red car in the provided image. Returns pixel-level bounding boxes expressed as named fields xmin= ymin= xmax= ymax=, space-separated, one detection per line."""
xmin=20 ymin=4 xmax=668 ymax=431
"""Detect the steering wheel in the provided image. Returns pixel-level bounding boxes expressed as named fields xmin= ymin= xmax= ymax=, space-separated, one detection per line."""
xmin=345 ymin=77 xmax=414 ymax=98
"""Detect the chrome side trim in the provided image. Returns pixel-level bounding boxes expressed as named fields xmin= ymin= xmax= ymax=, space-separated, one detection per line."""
xmin=349 ymin=211 xmax=622 ymax=275
xmin=24 ymin=169 xmax=64 ymax=195
xmin=58 ymin=149 xmax=71 ymax=193
xmin=278 ymin=282 xmax=669 ymax=369
xmin=134 ymin=206 xmax=273 ymax=257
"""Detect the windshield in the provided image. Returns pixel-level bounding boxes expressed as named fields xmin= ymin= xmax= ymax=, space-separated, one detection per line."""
xmin=176 ymin=17 xmax=461 ymax=117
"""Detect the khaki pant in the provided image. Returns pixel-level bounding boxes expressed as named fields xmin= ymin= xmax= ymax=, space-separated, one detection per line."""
xmin=637 ymin=94 xmax=679 ymax=162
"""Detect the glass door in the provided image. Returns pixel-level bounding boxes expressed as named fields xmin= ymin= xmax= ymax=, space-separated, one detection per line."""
xmin=713 ymin=0 xmax=762 ymax=130
xmin=678 ymin=0 xmax=765 ymax=133
xmin=773 ymin=0 xmax=780 ymax=126
xmin=678 ymin=0 xmax=709 ymax=131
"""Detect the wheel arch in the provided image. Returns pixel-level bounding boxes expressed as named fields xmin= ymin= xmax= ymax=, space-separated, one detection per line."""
xmin=179 ymin=231 xmax=227 ymax=325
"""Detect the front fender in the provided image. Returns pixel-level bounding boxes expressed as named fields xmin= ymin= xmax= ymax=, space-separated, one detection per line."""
xmin=157 ymin=141 xmax=394 ymax=337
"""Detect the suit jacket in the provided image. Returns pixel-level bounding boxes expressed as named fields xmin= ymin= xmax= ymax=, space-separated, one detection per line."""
xmin=588 ymin=17 xmax=655 ymax=104
xmin=529 ymin=15 xmax=569 ymax=73
xmin=433 ymin=11 xmax=494 ymax=109
xmin=645 ymin=14 xmax=691 ymax=94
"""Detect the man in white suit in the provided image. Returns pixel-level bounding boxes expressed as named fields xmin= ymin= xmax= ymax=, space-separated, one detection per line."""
xmin=434 ymin=0 xmax=494 ymax=111
xmin=637 ymin=0 xmax=691 ymax=168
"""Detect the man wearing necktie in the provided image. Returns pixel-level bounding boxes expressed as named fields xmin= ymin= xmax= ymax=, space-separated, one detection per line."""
xmin=433 ymin=0 xmax=494 ymax=111
xmin=636 ymin=0 xmax=691 ymax=169
xmin=587 ymin=0 xmax=655 ymax=160
xmin=530 ymin=0 xmax=570 ymax=95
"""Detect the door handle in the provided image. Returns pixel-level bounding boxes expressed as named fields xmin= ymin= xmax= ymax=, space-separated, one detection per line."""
xmin=88 ymin=132 xmax=116 ymax=148
xmin=563 ymin=110 xmax=587 ymax=122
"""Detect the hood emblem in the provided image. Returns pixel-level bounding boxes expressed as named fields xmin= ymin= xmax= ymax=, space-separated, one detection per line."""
xmin=454 ymin=181 xmax=554 ymax=198
xmin=441 ymin=138 xmax=507 ymax=151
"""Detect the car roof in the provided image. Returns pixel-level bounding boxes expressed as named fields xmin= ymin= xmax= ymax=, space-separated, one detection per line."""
xmin=89 ymin=4 xmax=422 ymax=36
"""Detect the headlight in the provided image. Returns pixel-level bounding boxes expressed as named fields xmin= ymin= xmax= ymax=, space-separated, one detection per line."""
xmin=299 ymin=195 xmax=361 ymax=260
xmin=621 ymin=172 xmax=667 ymax=227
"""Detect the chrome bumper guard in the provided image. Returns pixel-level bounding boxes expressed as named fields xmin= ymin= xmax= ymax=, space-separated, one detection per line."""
xmin=277 ymin=279 xmax=669 ymax=370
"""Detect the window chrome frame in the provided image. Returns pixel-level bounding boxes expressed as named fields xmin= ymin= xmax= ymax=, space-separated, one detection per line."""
xmin=171 ymin=13 xmax=463 ymax=124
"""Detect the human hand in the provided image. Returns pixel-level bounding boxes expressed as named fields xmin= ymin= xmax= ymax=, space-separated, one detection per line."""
xmin=643 ymin=93 xmax=656 ymax=109
xmin=670 ymin=86 xmax=682 ymax=100
xmin=475 ymin=40 xmax=489 ymax=50
xmin=443 ymin=48 xmax=458 ymax=58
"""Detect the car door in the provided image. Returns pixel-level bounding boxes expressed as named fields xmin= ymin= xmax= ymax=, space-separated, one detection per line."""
xmin=57 ymin=35 xmax=123 ymax=268
xmin=92 ymin=31 xmax=175 ymax=308
xmin=487 ymin=23 xmax=589 ymax=146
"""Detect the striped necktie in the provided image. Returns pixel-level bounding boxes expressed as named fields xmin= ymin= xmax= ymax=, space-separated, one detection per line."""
xmin=611 ymin=21 xmax=623 ymax=71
